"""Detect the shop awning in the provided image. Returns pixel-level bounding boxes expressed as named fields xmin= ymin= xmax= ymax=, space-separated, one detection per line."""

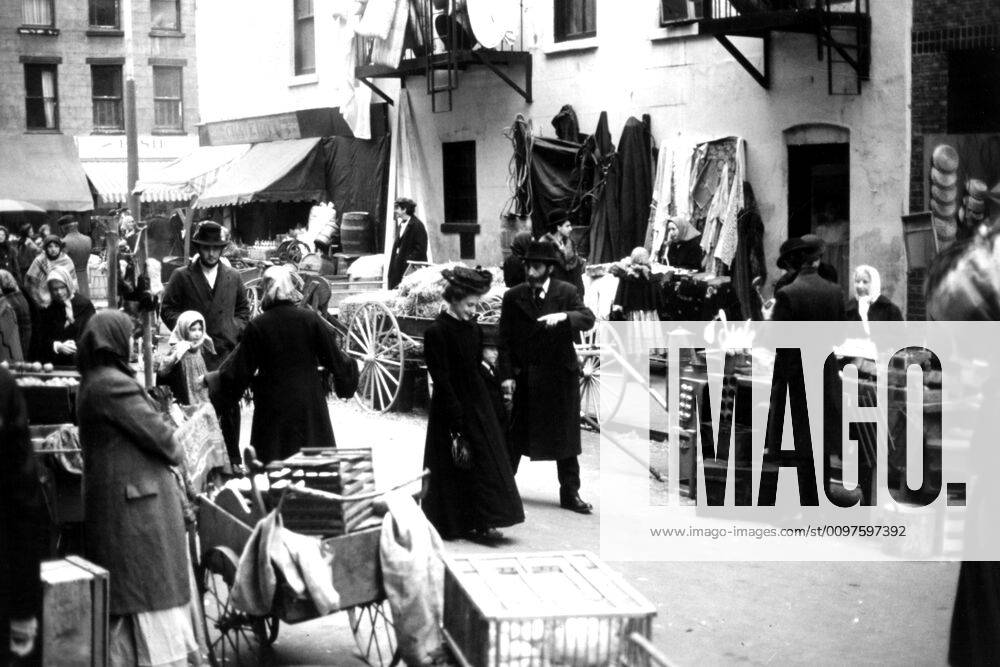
xmin=0 ymin=134 xmax=94 ymax=211
xmin=133 ymin=143 xmax=251 ymax=202
xmin=194 ymin=138 xmax=327 ymax=208
xmin=82 ymin=159 xmax=190 ymax=204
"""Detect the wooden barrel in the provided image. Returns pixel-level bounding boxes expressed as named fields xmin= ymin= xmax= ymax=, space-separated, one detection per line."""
xmin=340 ymin=212 xmax=374 ymax=255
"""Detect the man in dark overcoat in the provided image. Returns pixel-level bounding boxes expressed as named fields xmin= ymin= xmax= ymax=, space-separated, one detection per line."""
xmin=58 ymin=214 xmax=93 ymax=299
xmin=770 ymin=235 xmax=845 ymax=322
xmin=0 ymin=367 xmax=46 ymax=663
xmin=499 ymin=241 xmax=596 ymax=513
xmin=387 ymin=197 xmax=428 ymax=289
xmin=161 ymin=221 xmax=250 ymax=461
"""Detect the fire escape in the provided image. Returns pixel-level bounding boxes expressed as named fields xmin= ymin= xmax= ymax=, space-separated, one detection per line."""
xmin=696 ymin=0 xmax=871 ymax=95
xmin=354 ymin=0 xmax=532 ymax=112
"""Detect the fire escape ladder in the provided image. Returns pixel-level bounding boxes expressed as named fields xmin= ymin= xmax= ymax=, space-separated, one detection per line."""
xmin=821 ymin=0 xmax=870 ymax=95
xmin=425 ymin=0 xmax=459 ymax=113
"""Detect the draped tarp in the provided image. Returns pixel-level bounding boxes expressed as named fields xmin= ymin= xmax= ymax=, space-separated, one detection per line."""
xmin=528 ymin=137 xmax=583 ymax=234
xmin=322 ymin=135 xmax=391 ymax=251
xmin=612 ymin=117 xmax=655 ymax=262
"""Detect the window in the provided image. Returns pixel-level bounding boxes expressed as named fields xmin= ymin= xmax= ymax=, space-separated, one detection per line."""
xmin=659 ymin=0 xmax=704 ymax=26
xmin=947 ymin=50 xmax=1000 ymax=133
xmin=554 ymin=0 xmax=596 ymax=42
xmin=153 ymin=66 xmax=183 ymax=130
xmin=89 ymin=0 xmax=119 ymax=28
xmin=24 ymin=64 xmax=58 ymax=130
xmin=91 ymin=65 xmax=123 ymax=131
xmin=443 ymin=141 xmax=478 ymax=224
xmin=22 ymin=0 xmax=54 ymax=26
xmin=294 ymin=0 xmax=316 ymax=75
xmin=150 ymin=0 xmax=180 ymax=31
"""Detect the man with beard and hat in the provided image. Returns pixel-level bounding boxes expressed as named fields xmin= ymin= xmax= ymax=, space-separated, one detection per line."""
xmin=498 ymin=240 xmax=596 ymax=513
xmin=769 ymin=234 xmax=845 ymax=322
xmin=540 ymin=209 xmax=585 ymax=296
xmin=161 ymin=221 xmax=249 ymax=462
xmin=58 ymin=214 xmax=93 ymax=299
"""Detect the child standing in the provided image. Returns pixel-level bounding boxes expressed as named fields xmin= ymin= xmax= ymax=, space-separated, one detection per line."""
xmin=157 ymin=310 xmax=214 ymax=406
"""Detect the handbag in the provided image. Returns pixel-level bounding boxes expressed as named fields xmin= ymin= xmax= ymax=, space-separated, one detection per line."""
xmin=450 ymin=432 xmax=472 ymax=470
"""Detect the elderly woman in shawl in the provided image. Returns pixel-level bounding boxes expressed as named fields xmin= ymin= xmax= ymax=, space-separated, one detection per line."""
xmin=502 ymin=230 xmax=533 ymax=287
xmin=76 ymin=310 xmax=198 ymax=667
xmin=658 ymin=215 xmax=704 ymax=271
xmin=156 ymin=310 xmax=214 ymax=405
xmin=209 ymin=265 xmax=348 ymax=464
xmin=845 ymin=264 xmax=902 ymax=323
xmin=0 ymin=270 xmax=30 ymax=356
xmin=24 ymin=234 xmax=77 ymax=309
xmin=31 ymin=266 xmax=95 ymax=366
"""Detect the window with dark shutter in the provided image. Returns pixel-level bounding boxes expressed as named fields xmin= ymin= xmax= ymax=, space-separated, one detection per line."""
xmin=554 ymin=0 xmax=596 ymax=42
xmin=89 ymin=0 xmax=120 ymax=28
xmin=151 ymin=0 xmax=180 ymax=31
xmin=25 ymin=64 xmax=58 ymax=130
xmin=294 ymin=0 xmax=316 ymax=75
xmin=92 ymin=65 xmax=124 ymax=131
xmin=153 ymin=66 xmax=183 ymax=130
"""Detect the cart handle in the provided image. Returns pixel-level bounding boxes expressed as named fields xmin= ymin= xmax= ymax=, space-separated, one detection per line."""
xmin=273 ymin=469 xmax=430 ymax=508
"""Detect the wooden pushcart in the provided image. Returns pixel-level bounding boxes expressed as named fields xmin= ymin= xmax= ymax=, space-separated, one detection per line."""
xmin=195 ymin=458 xmax=429 ymax=666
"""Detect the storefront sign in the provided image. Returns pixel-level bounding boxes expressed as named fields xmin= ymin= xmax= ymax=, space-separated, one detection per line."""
xmin=204 ymin=113 xmax=302 ymax=146
xmin=75 ymin=134 xmax=199 ymax=160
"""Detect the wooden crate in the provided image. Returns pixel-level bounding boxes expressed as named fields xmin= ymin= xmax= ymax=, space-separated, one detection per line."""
xmin=40 ymin=556 xmax=109 ymax=667
xmin=265 ymin=448 xmax=377 ymax=536
xmin=443 ymin=551 xmax=657 ymax=667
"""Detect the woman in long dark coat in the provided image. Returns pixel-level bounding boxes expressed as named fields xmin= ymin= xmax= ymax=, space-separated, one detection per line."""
xmin=76 ymin=310 xmax=197 ymax=665
xmin=31 ymin=266 xmax=95 ymax=365
xmin=422 ymin=267 xmax=524 ymax=542
xmin=213 ymin=265 xmax=345 ymax=464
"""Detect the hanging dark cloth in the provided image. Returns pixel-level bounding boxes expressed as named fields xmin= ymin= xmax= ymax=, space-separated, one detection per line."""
xmin=528 ymin=137 xmax=583 ymax=236
xmin=587 ymin=112 xmax=617 ymax=264
xmin=322 ymin=136 xmax=391 ymax=251
xmin=732 ymin=181 xmax=767 ymax=319
xmin=551 ymin=105 xmax=583 ymax=143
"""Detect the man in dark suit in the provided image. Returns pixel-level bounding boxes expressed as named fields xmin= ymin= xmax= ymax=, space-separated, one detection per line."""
xmin=387 ymin=197 xmax=428 ymax=289
xmin=499 ymin=241 xmax=596 ymax=513
xmin=161 ymin=221 xmax=250 ymax=461
xmin=770 ymin=235 xmax=845 ymax=321
xmin=58 ymin=214 xmax=93 ymax=299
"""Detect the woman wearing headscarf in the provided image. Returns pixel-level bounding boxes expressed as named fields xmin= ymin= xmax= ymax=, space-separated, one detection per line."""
xmin=845 ymin=264 xmax=903 ymax=322
xmin=31 ymin=266 xmax=95 ymax=366
xmin=156 ymin=310 xmax=214 ymax=406
xmin=502 ymin=230 xmax=532 ymax=287
xmin=76 ymin=310 xmax=197 ymax=667
xmin=210 ymin=265 xmax=348 ymax=464
xmin=422 ymin=266 xmax=524 ymax=543
xmin=0 ymin=226 xmax=20 ymax=280
xmin=658 ymin=215 xmax=704 ymax=271
xmin=0 ymin=271 xmax=31 ymax=355
xmin=24 ymin=234 xmax=77 ymax=309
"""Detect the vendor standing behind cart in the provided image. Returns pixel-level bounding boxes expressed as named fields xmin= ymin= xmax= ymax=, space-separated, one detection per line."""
xmin=161 ymin=222 xmax=249 ymax=463
xmin=32 ymin=266 xmax=96 ymax=366
xmin=422 ymin=267 xmax=524 ymax=543
xmin=499 ymin=241 xmax=596 ymax=514
xmin=209 ymin=265 xmax=347 ymax=464
xmin=76 ymin=310 xmax=198 ymax=666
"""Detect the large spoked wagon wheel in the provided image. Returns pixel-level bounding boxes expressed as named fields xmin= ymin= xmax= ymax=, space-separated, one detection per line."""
xmin=200 ymin=547 xmax=278 ymax=666
xmin=346 ymin=600 xmax=398 ymax=666
xmin=346 ymin=302 xmax=405 ymax=413
xmin=577 ymin=324 xmax=627 ymax=425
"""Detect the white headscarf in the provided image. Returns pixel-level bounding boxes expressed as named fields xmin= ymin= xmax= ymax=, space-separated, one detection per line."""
xmin=853 ymin=265 xmax=882 ymax=322
xmin=168 ymin=310 xmax=216 ymax=355
xmin=47 ymin=266 xmax=77 ymax=324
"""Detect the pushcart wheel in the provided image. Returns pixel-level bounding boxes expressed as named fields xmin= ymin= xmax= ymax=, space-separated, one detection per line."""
xmin=577 ymin=324 xmax=627 ymax=424
xmin=200 ymin=547 xmax=275 ymax=666
xmin=346 ymin=600 xmax=398 ymax=666
xmin=345 ymin=302 xmax=405 ymax=413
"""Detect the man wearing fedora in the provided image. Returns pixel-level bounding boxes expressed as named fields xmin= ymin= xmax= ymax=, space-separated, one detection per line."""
xmin=498 ymin=240 xmax=596 ymax=514
xmin=161 ymin=221 xmax=250 ymax=461
xmin=58 ymin=215 xmax=93 ymax=299
xmin=770 ymin=234 xmax=845 ymax=321
xmin=540 ymin=208 xmax=585 ymax=296
xmin=387 ymin=197 xmax=428 ymax=289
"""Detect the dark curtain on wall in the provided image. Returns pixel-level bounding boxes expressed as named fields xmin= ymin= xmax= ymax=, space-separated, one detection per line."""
xmin=528 ymin=137 xmax=584 ymax=235
xmin=321 ymin=136 xmax=391 ymax=252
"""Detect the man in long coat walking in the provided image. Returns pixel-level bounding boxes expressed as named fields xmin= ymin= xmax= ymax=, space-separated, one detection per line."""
xmin=58 ymin=215 xmax=93 ymax=299
xmin=386 ymin=197 xmax=428 ymax=289
xmin=161 ymin=221 xmax=250 ymax=462
xmin=499 ymin=241 xmax=596 ymax=513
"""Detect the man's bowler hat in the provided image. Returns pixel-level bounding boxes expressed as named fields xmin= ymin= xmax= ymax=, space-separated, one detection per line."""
xmin=191 ymin=221 xmax=231 ymax=248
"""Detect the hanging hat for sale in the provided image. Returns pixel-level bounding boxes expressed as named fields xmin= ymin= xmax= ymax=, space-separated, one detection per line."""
xmin=441 ymin=265 xmax=493 ymax=295
xmin=931 ymin=166 xmax=958 ymax=188
xmin=932 ymin=144 xmax=960 ymax=172
xmin=191 ymin=221 xmax=231 ymax=247
xmin=931 ymin=198 xmax=957 ymax=218
xmin=776 ymin=234 xmax=824 ymax=270
xmin=523 ymin=240 xmax=562 ymax=265
xmin=931 ymin=184 xmax=957 ymax=204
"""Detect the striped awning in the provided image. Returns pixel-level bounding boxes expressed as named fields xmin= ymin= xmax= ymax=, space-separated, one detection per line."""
xmin=81 ymin=160 xmax=188 ymax=204
xmin=133 ymin=143 xmax=251 ymax=202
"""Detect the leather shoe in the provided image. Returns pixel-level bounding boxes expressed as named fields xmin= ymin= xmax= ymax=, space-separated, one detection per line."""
xmin=560 ymin=494 xmax=593 ymax=514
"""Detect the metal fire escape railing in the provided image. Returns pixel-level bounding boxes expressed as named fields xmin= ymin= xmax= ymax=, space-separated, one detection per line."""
xmin=697 ymin=0 xmax=871 ymax=94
